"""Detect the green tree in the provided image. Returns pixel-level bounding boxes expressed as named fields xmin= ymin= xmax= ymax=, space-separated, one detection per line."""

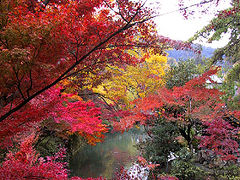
xmin=137 ymin=117 xmax=181 ymax=170
xmin=189 ymin=1 xmax=240 ymax=109
xmin=165 ymin=59 xmax=203 ymax=89
xmin=190 ymin=0 xmax=240 ymax=64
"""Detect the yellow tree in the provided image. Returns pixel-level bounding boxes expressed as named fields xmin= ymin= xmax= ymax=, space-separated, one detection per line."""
xmin=92 ymin=53 xmax=168 ymax=110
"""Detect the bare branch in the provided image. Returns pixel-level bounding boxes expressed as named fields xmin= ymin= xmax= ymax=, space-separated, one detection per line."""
xmin=26 ymin=69 xmax=33 ymax=98
xmin=13 ymin=67 xmax=26 ymax=101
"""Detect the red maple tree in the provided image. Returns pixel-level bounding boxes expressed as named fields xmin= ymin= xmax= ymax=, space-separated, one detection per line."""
xmin=115 ymin=67 xmax=240 ymax=159
xmin=0 ymin=0 xmax=192 ymax=146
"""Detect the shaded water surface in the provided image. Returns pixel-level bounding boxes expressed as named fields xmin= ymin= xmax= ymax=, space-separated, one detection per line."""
xmin=70 ymin=130 xmax=143 ymax=179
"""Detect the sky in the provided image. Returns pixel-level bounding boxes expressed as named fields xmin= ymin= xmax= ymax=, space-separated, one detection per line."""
xmin=146 ymin=0 xmax=231 ymax=48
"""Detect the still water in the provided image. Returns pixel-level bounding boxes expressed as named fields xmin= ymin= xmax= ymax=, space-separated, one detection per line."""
xmin=70 ymin=129 xmax=143 ymax=179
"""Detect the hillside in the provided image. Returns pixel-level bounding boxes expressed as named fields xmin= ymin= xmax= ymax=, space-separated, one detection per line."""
xmin=167 ymin=46 xmax=215 ymax=61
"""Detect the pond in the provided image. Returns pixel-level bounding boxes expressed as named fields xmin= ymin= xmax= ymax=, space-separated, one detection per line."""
xmin=69 ymin=129 xmax=144 ymax=179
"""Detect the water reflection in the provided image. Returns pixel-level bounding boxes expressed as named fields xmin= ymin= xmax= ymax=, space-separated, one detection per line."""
xmin=70 ymin=130 xmax=142 ymax=179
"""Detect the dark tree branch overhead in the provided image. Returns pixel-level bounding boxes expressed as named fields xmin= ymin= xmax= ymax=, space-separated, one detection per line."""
xmin=26 ymin=69 xmax=33 ymax=98
xmin=0 ymin=10 xmax=153 ymax=122
xmin=0 ymin=0 xmax=217 ymax=122
xmin=13 ymin=67 xmax=26 ymax=101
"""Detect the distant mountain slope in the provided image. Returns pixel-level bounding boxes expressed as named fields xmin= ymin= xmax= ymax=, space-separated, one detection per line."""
xmin=167 ymin=46 xmax=215 ymax=61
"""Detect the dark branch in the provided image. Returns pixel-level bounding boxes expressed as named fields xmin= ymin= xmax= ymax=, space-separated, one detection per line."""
xmin=26 ymin=69 xmax=33 ymax=98
xmin=0 ymin=10 xmax=151 ymax=122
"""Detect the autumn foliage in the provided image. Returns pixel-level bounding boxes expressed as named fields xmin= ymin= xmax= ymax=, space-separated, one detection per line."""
xmin=0 ymin=86 xmax=108 ymax=147
xmin=199 ymin=118 xmax=239 ymax=161
xmin=0 ymin=0 xmax=177 ymax=178
xmin=0 ymin=0 xmax=173 ymax=146
xmin=114 ymin=67 xmax=240 ymax=160
xmin=0 ymin=135 xmax=68 ymax=179
xmin=0 ymin=134 xmax=106 ymax=179
xmin=92 ymin=53 xmax=168 ymax=115
xmin=0 ymin=0 xmax=239 ymax=179
xmin=114 ymin=68 xmax=222 ymax=130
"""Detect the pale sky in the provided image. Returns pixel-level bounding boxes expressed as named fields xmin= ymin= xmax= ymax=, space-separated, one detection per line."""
xmin=147 ymin=0 xmax=231 ymax=48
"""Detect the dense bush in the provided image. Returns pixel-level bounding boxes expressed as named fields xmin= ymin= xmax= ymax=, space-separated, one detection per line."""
xmin=137 ymin=119 xmax=182 ymax=169
xmin=170 ymin=148 xmax=207 ymax=180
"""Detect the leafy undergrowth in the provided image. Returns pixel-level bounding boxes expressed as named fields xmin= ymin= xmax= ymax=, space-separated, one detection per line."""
xmin=0 ymin=135 xmax=105 ymax=180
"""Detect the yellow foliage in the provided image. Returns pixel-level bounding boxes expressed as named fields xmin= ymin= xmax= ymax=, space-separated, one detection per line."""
xmin=60 ymin=67 xmax=109 ymax=94
xmin=145 ymin=54 xmax=167 ymax=64
xmin=93 ymin=53 xmax=168 ymax=109
xmin=69 ymin=94 xmax=83 ymax=101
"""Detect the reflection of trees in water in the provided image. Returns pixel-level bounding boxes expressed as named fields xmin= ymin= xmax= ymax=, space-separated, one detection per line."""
xmin=69 ymin=131 xmax=142 ymax=179
xmin=70 ymin=145 xmax=106 ymax=178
